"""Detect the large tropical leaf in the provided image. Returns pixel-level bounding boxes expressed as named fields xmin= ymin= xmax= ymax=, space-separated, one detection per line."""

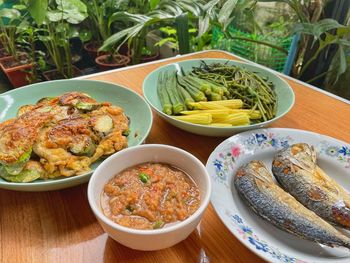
xmin=109 ymin=11 xmax=149 ymax=27
xmin=150 ymin=0 xmax=161 ymax=10
xmin=53 ymin=0 xmax=88 ymax=24
xmin=100 ymin=24 xmax=144 ymax=51
xmin=26 ymin=0 xmax=48 ymax=25
xmin=198 ymin=0 xmax=220 ymax=37
xmin=218 ymin=0 xmax=238 ymax=30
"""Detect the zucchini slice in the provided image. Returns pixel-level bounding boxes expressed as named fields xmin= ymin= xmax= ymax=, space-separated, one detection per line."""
xmin=2 ymin=149 xmax=32 ymax=175
xmin=36 ymin=97 xmax=55 ymax=105
xmin=94 ymin=115 xmax=114 ymax=135
xmin=59 ymin=92 xmax=100 ymax=111
xmin=69 ymin=137 xmax=96 ymax=156
xmin=75 ymin=101 xmax=99 ymax=111
xmin=0 ymin=161 xmax=44 ymax=183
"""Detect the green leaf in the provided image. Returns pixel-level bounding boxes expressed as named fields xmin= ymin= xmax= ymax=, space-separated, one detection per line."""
xmin=37 ymin=35 xmax=52 ymax=42
xmin=177 ymin=1 xmax=201 ymax=16
xmin=218 ymin=0 xmax=238 ymax=29
xmin=159 ymin=26 xmax=177 ymax=36
xmin=55 ymin=0 xmax=88 ymax=24
xmin=337 ymin=45 xmax=347 ymax=79
xmin=79 ymin=29 xmax=92 ymax=42
xmin=100 ymin=24 xmax=144 ymax=51
xmin=16 ymin=20 xmax=30 ymax=34
xmin=336 ymin=27 xmax=350 ymax=37
xmin=0 ymin=8 xmax=21 ymax=20
xmin=13 ymin=5 xmax=27 ymax=10
xmin=338 ymin=38 xmax=350 ymax=47
xmin=109 ymin=11 xmax=148 ymax=27
xmin=67 ymin=26 xmax=79 ymax=38
xmin=46 ymin=10 xmax=62 ymax=22
xmin=198 ymin=15 xmax=210 ymax=37
xmin=314 ymin=19 xmax=342 ymax=37
xmin=56 ymin=0 xmax=87 ymax=13
xmin=56 ymin=23 xmax=68 ymax=33
xmin=150 ymin=0 xmax=160 ymax=10
xmin=27 ymin=0 xmax=48 ymax=25
xmin=155 ymin=37 xmax=177 ymax=47
xmin=293 ymin=19 xmax=344 ymax=38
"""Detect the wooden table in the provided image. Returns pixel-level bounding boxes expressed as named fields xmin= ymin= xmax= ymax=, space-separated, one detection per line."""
xmin=1 ymin=50 xmax=350 ymax=263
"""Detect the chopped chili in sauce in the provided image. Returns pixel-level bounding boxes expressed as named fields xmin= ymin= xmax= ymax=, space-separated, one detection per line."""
xmin=101 ymin=163 xmax=200 ymax=230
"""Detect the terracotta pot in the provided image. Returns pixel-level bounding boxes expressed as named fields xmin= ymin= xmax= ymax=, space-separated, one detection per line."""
xmin=42 ymin=66 xmax=83 ymax=81
xmin=95 ymin=54 xmax=130 ymax=71
xmin=83 ymin=41 xmax=107 ymax=60
xmin=0 ymin=54 xmax=33 ymax=88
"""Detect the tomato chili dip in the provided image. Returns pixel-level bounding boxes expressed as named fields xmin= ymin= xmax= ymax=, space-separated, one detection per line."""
xmin=101 ymin=163 xmax=201 ymax=230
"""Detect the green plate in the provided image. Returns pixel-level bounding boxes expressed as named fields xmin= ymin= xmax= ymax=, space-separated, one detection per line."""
xmin=143 ymin=59 xmax=295 ymax=137
xmin=0 ymin=79 xmax=153 ymax=191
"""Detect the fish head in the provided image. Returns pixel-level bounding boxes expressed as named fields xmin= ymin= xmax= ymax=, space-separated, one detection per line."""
xmin=285 ymin=143 xmax=317 ymax=173
xmin=236 ymin=160 xmax=273 ymax=184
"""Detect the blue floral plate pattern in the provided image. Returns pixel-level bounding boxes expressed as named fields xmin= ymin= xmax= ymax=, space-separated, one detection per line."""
xmin=206 ymin=128 xmax=350 ymax=263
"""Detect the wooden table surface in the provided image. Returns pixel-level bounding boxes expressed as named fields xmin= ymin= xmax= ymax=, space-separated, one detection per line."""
xmin=1 ymin=50 xmax=350 ymax=263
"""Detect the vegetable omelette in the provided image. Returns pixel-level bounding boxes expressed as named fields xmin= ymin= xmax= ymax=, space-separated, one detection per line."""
xmin=0 ymin=92 xmax=129 ymax=183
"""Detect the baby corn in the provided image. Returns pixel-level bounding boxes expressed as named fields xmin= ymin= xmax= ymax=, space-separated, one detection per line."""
xmin=189 ymin=100 xmax=243 ymax=110
xmin=213 ymin=113 xmax=250 ymax=126
xmin=173 ymin=113 xmax=212 ymax=125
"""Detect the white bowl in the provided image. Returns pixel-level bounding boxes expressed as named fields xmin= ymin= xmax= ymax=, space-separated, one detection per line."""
xmin=87 ymin=144 xmax=212 ymax=251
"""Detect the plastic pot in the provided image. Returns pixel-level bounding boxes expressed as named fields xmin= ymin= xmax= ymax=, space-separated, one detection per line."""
xmin=0 ymin=54 xmax=33 ymax=88
xmin=83 ymin=41 xmax=107 ymax=60
xmin=95 ymin=54 xmax=130 ymax=71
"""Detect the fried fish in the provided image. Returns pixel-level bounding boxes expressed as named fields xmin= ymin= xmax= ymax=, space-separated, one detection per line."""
xmin=272 ymin=143 xmax=350 ymax=229
xmin=235 ymin=160 xmax=350 ymax=249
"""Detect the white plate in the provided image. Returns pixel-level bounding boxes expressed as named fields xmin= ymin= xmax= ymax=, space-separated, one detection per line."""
xmin=206 ymin=128 xmax=350 ymax=263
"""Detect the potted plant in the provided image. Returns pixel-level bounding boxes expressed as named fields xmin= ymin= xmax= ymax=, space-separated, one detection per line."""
xmin=38 ymin=0 xmax=89 ymax=80
xmin=95 ymin=52 xmax=131 ymax=70
xmin=82 ymin=0 xmax=129 ymax=59
xmin=99 ymin=1 xmax=205 ymax=64
xmin=0 ymin=7 xmax=34 ymax=87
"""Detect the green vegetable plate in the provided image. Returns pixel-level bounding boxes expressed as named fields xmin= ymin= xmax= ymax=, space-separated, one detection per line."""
xmin=0 ymin=79 xmax=153 ymax=191
xmin=142 ymin=59 xmax=295 ymax=137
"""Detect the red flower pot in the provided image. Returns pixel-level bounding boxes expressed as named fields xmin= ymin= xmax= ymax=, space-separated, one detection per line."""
xmin=0 ymin=54 xmax=33 ymax=88
xmin=95 ymin=54 xmax=130 ymax=71
xmin=83 ymin=41 xmax=107 ymax=60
